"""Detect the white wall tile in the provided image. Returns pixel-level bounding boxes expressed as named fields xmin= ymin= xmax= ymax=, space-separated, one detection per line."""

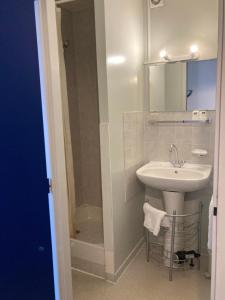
xmin=145 ymin=111 xmax=216 ymax=165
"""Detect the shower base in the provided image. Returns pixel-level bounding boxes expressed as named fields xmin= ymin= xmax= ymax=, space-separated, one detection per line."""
xmin=75 ymin=205 xmax=104 ymax=245
xmin=70 ymin=205 xmax=105 ymax=277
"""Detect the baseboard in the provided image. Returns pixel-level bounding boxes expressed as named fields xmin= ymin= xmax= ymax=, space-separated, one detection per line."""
xmin=105 ymin=237 xmax=145 ymax=283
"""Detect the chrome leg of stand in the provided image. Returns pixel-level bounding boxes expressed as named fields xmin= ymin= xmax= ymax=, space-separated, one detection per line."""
xmin=169 ymin=211 xmax=176 ymax=282
xmin=198 ymin=202 xmax=203 ymax=271
xmin=146 ymin=229 xmax=150 ymax=262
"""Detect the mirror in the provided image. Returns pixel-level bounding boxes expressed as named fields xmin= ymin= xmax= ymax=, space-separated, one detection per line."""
xmin=149 ymin=59 xmax=217 ymax=112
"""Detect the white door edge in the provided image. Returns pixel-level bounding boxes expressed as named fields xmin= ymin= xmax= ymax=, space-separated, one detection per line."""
xmin=34 ymin=1 xmax=73 ymax=299
xmin=212 ymin=0 xmax=225 ymax=299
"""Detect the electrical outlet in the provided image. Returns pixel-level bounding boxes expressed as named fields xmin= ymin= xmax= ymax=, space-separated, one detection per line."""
xmin=150 ymin=0 xmax=164 ymax=8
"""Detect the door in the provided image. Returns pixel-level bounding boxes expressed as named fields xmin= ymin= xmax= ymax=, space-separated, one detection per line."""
xmin=0 ymin=1 xmax=55 ymax=299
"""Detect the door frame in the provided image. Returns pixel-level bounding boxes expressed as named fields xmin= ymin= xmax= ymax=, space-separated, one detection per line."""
xmin=34 ymin=1 xmax=73 ymax=299
xmin=212 ymin=0 xmax=225 ymax=299
xmin=34 ymin=0 xmax=225 ymax=299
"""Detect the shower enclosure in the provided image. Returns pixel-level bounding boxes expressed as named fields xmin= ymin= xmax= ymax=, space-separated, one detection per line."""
xmin=56 ymin=0 xmax=104 ymax=277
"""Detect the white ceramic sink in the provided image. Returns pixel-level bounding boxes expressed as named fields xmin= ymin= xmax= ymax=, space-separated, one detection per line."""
xmin=136 ymin=161 xmax=212 ymax=193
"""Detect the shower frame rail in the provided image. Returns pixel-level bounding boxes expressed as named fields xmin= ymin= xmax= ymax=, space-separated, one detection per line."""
xmin=146 ymin=203 xmax=203 ymax=282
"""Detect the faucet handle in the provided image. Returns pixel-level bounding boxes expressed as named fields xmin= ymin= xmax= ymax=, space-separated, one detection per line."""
xmin=169 ymin=144 xmax=175 ymax=152
xmin=179 ymin=160 xmax=185 ymax=167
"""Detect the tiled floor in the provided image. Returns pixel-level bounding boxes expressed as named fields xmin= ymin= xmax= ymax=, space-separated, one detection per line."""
xmin=72 ymin=248 xmax=211 ymax=300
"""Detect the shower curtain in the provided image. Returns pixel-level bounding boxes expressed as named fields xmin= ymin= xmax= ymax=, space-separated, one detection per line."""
xmin=56 ymin=9 xmax=76 ymax=238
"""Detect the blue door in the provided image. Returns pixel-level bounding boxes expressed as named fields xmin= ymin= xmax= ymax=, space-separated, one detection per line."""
xmin=0 ymin=0 xmax=55 ymax=299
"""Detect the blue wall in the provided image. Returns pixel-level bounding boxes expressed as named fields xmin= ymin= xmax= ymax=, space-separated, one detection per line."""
xmin=187 ymin=59 xmax=217 ymax=111
xmin=0 ymin=1 xmax=55 ymax=299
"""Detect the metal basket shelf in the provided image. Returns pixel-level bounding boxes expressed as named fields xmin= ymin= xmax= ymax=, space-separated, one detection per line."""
xmin=146 ymin=204 xmax=202 ymax=281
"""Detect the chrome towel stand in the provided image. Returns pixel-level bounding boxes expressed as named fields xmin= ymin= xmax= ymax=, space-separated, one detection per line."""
xmin=146 ymin=203 xmax=203 ymax=282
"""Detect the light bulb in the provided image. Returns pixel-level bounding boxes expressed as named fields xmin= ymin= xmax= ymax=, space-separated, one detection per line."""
xmin=190 ymin=45 xmax=199 ymax=57
xmin=159 ymin=49 xmax=170 ymax=61
xmin=159 ymin=49 xmax=167 ymax=59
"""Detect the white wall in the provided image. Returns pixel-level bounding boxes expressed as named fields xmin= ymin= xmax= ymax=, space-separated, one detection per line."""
xmin=103 ymin=0 xmax=146 ymax=272
xmin=149 ymin=0 xmax=218 ymax=61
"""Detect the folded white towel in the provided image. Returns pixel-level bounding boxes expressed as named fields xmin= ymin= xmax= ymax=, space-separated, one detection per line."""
xmin=208 ymin=196 xmax=213 ymax=250
xmin=143 ymin=203 xmax=169 ymax=236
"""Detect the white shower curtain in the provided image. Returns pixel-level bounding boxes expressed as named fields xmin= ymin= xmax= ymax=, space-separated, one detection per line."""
xmin=56 ymin=8 xmax=76 ymax=238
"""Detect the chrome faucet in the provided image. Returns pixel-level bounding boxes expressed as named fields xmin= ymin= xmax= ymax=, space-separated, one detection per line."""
xmin=169 ymin=144 xmax=185 ymax=168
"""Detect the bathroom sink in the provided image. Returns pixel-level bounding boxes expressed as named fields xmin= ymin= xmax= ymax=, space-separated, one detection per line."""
xmin=136 ymin=161 xmax=212 ymax=193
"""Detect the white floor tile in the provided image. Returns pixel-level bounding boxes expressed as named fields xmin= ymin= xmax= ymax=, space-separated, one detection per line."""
xmin=72 ymin=249 xmax=210 ymax=300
